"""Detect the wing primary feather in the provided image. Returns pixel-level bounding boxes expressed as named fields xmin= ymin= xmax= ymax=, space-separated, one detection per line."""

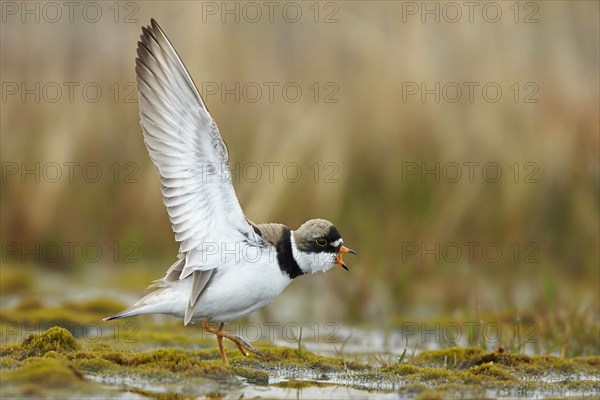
xmin=135 ymin=19 xmax=266 ymax=311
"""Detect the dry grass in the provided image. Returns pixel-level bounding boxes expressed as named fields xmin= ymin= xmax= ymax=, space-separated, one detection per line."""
xmin=1 ymin=1 xmax=598 ymax=352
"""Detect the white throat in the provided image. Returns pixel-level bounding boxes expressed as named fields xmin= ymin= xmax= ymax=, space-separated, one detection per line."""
xmin=290 ymin=231 xmax=337 ymax=274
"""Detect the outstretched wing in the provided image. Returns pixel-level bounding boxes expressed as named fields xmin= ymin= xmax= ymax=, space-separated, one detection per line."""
xmin=136 ymin=19 xmax=263 ymax=323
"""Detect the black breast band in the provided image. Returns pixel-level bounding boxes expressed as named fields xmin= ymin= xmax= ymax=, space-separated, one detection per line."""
xmin=276 ymin=227 xmax=304 ymax=279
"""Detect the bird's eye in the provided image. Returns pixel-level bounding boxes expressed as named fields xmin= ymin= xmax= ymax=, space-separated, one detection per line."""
xmin=315 ymin=237 xmax=328 ymax=247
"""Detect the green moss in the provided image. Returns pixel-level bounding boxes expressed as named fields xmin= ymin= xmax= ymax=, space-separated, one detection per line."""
xmin=1 ymin=326 xmax=598 ymax=399
xmin=374 ymin=348 xmax=600 ymax=398
xmin=64 ymin=347 xmax=231 ymax=381
xmin=0 ymin=343 xmax=20 ymax=358
xmin=0 ymin=327 xmax=240 ymax=399
xmin=462 ymin=348 xmax=533 ymax=368
xmin=101 ymin=348 xmax=231 ymax=377
xmin=413 ymin=347 xmax=487 ymax=368
xmin=574 ymin=356 xmax=600 ymax=367
xmin=385 ymin=347 xmax=600 ymax=388
xmin=21 ymin=326 xmax=81 ymax=357
xmin=74 ymin=357 xmax=116 ymax=374
xmin=461 ymin=349 xmax=600 ymax=378
xmin=467 ymin=363 xmax=514 ymax=381
xmin=0 ymin=355 xmax=19 ymax=369
xmin=380 ymin=363 xmax=422 ymax=375
xmin=381 ymin=363 xmax=458 ymax=382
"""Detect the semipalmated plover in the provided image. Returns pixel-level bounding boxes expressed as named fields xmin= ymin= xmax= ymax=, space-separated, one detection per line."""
xmin=104 ymin=19 xmax=356 ymax=363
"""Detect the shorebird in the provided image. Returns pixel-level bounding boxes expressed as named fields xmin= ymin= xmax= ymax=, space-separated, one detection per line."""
xmin=104 ymin=19 xmax=356 ymax=363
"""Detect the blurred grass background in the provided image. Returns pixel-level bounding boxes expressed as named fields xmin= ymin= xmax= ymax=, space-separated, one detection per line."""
xmin=1 ymin=1 xmax=598 ymax=355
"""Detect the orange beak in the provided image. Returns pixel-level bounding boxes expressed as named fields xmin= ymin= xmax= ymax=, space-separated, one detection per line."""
xmin=335 ymin=246 xmax=357 ymax=271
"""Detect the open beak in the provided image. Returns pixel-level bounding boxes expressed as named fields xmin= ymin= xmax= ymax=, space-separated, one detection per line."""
xmin=336 ymin=246 xmax=357 ymax=271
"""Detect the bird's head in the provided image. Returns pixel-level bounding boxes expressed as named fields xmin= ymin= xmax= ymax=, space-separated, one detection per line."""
xmin=291 ymin=219 xmax=357 ymax=274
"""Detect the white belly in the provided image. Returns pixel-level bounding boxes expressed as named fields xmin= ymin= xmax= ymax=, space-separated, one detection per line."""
xmin=166 ymin=252 xmax=292 ymax=323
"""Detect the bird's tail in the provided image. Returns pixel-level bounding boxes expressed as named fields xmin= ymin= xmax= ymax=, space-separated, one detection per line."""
xmin=102 ymin=287 xmax=171 ymax=321
xmin=102 ymin=307 xmax=143 ymax=321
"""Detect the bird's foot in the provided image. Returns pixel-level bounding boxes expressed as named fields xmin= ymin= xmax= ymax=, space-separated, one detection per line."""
xmin=228 ymin=334 xmax=264 ymax=358
xmin=202 ymin=320 xmax=264 ymax=362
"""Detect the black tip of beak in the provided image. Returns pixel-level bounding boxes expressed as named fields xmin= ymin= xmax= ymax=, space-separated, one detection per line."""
xmin=341 ymin=263 xmax=350 ymax=271
xmin=347 ymin=248 xmax=357 ymax=256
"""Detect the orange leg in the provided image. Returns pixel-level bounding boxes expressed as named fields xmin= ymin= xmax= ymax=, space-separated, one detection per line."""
xmin=216 ymin=323 xmax=227 ymax=363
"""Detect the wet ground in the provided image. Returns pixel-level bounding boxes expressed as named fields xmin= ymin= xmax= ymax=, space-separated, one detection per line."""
xmin=1 ymin=324 xmax=599 ymax=399
xmin=1 ymin=267 xmax=599 ymax=398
